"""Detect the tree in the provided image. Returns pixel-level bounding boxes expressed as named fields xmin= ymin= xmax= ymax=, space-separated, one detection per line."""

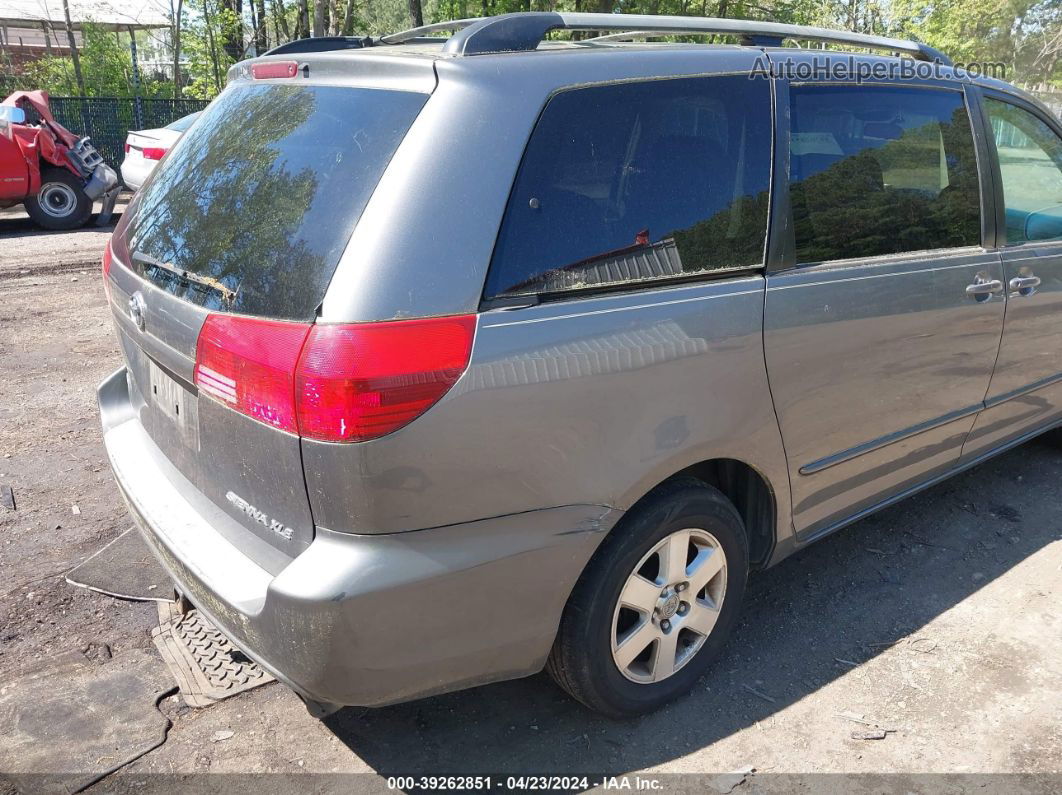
xmin=201 ymin=0 xmax=226 ymax=93
xmin=298 ymin=0 xmax=310 ymax=37
xmin=33 ymin=0 xmax=1059 ymax=102
xmin=270 ymin=0 xmax=292 ymax=41
xmin=60 ymin=0 xmax=86 ymax=97
xmin=313 ymin=0 xmax=326 ymax=35
xmin=26 ymin=24 xmax=173 ymax=97
xmin=341 ymin=0 xmax=360 ymax=35
xmin=254 ymin=0 xmax=268 ymax=52
xmin=892 ymin=0 xmax=1062 ymax=88
xmin=408 ymin=0 xmax=423 ymax=28
xmin=220 ymin=0 xmax=244 ymax=59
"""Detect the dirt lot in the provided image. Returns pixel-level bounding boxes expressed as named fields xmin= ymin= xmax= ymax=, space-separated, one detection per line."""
xmin=1 ymin=206 xmax=1060 ymax=791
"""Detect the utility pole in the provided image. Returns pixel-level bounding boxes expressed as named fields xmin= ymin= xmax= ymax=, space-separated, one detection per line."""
xmin=128 ymin=28 xmax=144 ymax=129
xmin=172 ymin=0 xmax=184 ymax=98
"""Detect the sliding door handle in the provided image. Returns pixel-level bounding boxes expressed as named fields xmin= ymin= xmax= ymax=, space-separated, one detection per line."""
xmin=1009 ymin=275 xmax=1041 ymax=295
xmin=966 ymin=279 xmax=1003 ymax=299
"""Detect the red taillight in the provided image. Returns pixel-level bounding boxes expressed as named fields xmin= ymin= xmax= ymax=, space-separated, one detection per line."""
xmin=251 ymin=61 xmax=299 ymax=79
xmin=142 ymin=147 xmax=167 ymax=160
xmin=295 ymin=316 xmax=476 ymax=442
xmin=102 ymin=240 xmax=112 ymax=297
xmin=192 ymin=313 xmax=476 ymax=442
xmin=194 ymin=315 xmax=311 ymax=434
xmin=124 ymin=142 xmax=130 ymax=153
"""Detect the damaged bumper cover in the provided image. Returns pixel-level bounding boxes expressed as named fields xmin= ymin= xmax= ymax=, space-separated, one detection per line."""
xmin=98 ymin=366 xmax=619 ymax=710
xmin=84 ymin=163 xmax=118 ymax=201
xmin=85 ymin=162 xmax=120 ymax=226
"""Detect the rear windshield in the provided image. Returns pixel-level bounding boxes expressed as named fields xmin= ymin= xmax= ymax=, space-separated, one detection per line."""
xmin=121 ymin=83 xmax=427 ymax=320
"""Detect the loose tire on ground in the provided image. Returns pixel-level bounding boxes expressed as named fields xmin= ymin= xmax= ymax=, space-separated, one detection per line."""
xmin=25 ymin=167 xmax=93 ymax=231
xmin=547 ymin=478 xmax=749 ymax=717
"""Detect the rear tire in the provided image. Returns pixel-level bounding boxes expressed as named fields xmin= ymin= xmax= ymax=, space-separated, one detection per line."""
xmin=25 ymin=167 xmax=92 ymax=231
xmin=547 ymin=478 xmax=748 ymax=717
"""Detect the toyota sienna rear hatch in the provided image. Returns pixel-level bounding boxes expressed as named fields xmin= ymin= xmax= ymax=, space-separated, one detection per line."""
xmin=104 ymin=70 xmax=431 ymax=558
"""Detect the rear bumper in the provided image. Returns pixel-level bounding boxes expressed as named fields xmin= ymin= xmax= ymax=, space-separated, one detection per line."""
xmin=119 ymin=159 xmax=150 ymax=192
xmin=98 ymin=366 xmax=618 ymax=708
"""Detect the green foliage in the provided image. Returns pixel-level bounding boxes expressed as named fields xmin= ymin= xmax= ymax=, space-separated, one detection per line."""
xmin=891 ymin=0 xmax=1061 ymax=87
xmin=13 ymin=0 xmax=1062 ymax=101
xmin=180 ymin=0 xmax=238 ymax=98
xmin=24 ymin=24 xmax=173 ymax=97
xmin=0 ymin=47 xmax=22 ymax=96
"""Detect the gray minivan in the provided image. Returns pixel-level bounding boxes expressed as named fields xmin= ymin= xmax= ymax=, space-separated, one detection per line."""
xmin=98 ymin=12 xmax=1062 ymax=718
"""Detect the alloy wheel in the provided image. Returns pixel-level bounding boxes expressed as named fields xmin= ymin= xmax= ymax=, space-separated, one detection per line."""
xmin=610 ymin=527 xmax=727 ymax=684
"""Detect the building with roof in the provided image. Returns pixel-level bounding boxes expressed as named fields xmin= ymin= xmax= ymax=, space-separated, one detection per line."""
xmin=0 ymin=0 xmax=169 ymax=70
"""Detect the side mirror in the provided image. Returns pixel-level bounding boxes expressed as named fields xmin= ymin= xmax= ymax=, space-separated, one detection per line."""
xmin=1025 ymin=204 xmax=1062 ymax=243
xmin=0 ymin=106 xmax=27 ymax=125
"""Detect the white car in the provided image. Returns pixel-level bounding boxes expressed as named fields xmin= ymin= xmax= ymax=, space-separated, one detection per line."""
xmin=120 ymin=112 xmax=200 ymax=191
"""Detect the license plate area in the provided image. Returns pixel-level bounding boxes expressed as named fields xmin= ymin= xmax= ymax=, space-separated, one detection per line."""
xmin=148 ymin=359 xmax=200 ymax=450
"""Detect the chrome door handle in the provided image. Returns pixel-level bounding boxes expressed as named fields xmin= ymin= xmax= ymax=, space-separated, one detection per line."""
xmin=1009 ymin=275 xmax=1041 ymax=293
xmin=966 ymin=279 xmax=1003 ymax=297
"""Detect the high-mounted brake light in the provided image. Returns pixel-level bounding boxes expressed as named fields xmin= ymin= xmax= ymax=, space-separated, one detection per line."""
xmin=192 ymin=314 xmax=476 ymax=442
xmin=251 ymin=61 xmax=299 ymax=79
xmin=142 ymin=147 xmax=168 ymax=160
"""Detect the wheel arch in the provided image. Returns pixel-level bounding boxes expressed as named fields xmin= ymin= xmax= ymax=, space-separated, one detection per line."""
xmin=617 ymin=457 xmax=783 ymax=570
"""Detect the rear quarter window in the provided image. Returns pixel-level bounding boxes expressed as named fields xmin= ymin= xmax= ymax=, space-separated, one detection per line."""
xmin=120 ymin=83 xmax=427 ymax=321
xmin=485 ymin=75 xmax=774 ymax=301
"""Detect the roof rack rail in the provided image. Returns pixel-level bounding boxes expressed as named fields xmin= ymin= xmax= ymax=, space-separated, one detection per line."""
xmin=382 ymin=12 xmax=949 ymax=65
xmin=264 ymin=36 xmax=372 ymax=56
xmin=378 ymin=18 xmax=484 ymax=44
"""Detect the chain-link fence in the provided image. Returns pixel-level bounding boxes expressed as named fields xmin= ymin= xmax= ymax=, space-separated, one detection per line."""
xmin=46 ymin=97 xmax=210 ymax=179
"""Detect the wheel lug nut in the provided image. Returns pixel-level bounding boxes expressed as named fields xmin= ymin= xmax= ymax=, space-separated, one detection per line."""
xmin=661 ymin=619 xmax=671 ymax=631
xmin=676 ymin=582 xmax=687 ymax=592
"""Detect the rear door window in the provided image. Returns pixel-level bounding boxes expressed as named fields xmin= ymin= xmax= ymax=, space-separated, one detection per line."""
xmin=120 ymin=84 xmax=427 ymax=320
xmin=485 ymin=75 xmax=773 ymax=300
xmin=788 ymin=85 xmax=981 ymax=264
xmin=985 ymin=98 xmax=1062 ymax=244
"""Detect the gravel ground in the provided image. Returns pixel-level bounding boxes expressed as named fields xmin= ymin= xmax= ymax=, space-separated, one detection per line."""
xmin=0 ymin=207 xmax=1059 ymax=792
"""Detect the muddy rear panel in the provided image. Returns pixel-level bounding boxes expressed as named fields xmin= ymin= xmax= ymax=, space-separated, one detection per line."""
xmin=104 ymin=71 xmax=433 ymax=556
xmin=105 ymin=266 xmax=316 ymax=556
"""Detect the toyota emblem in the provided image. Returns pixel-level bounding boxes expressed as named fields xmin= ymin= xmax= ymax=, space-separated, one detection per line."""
xmin=128 ymin=291 xmax=147 ymax=332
